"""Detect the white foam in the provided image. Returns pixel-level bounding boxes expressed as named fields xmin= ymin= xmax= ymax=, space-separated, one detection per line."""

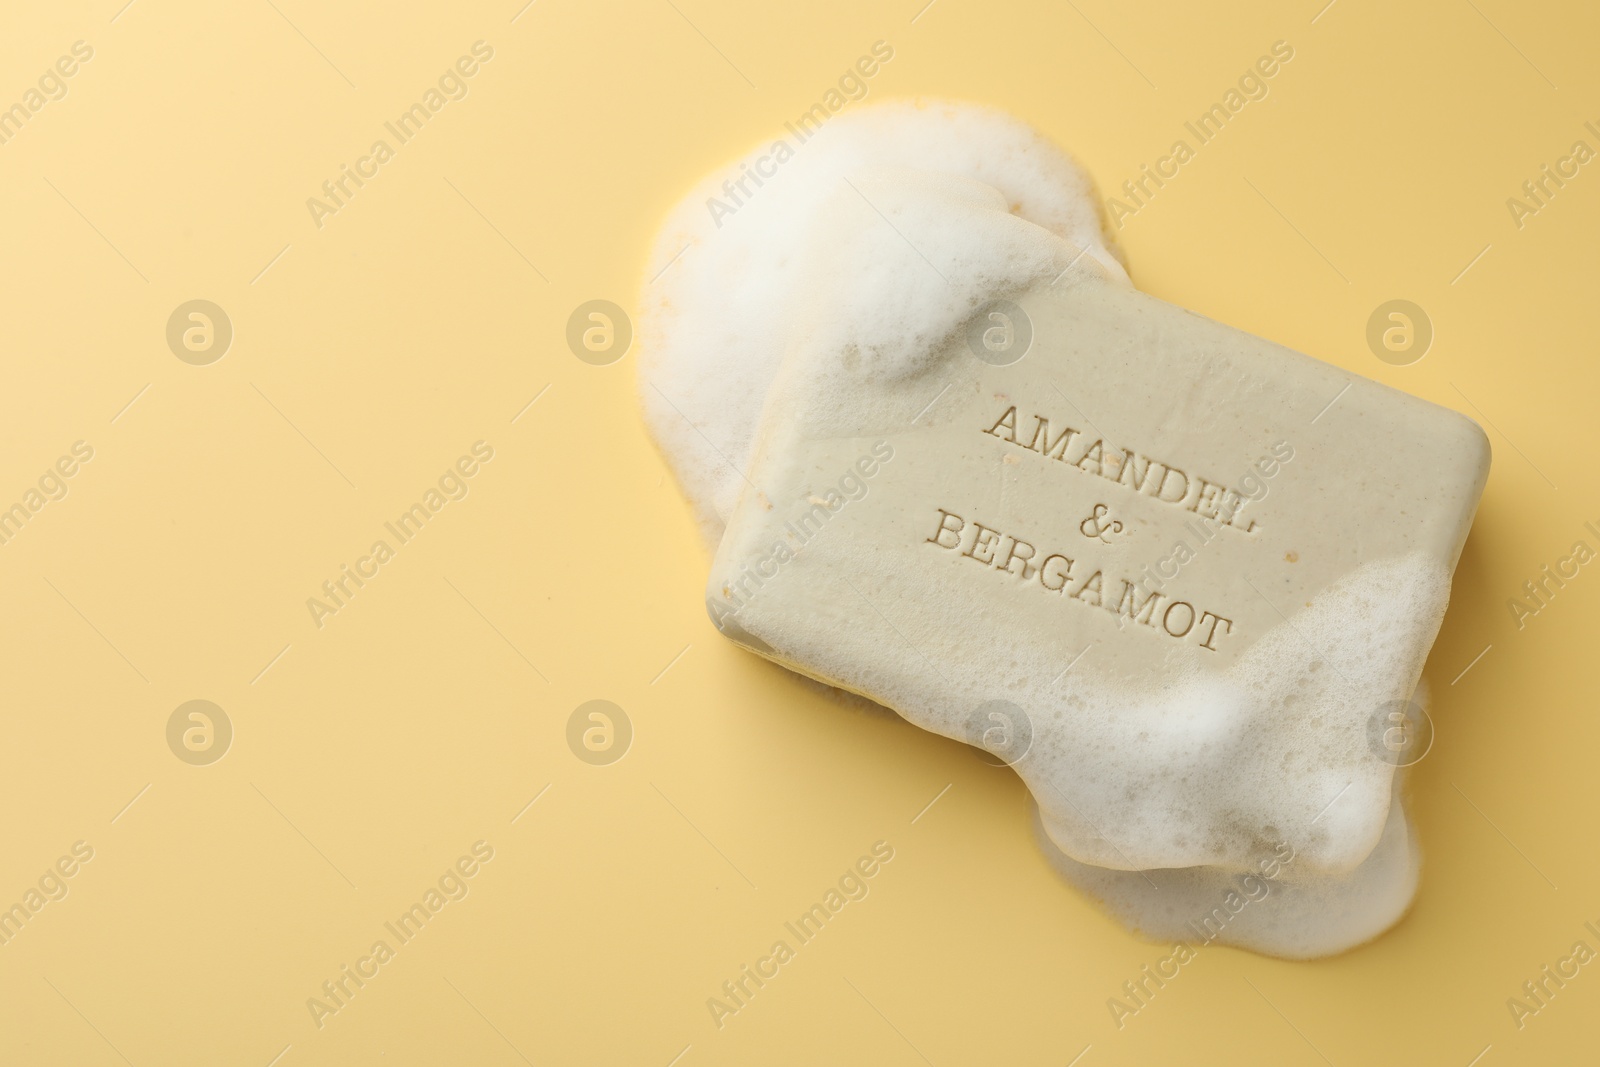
xmin=638 ymin=99 xmax=1452 ymax=958
xmin=1034 ymin=783 xmax=1421 ymax=960
xmin=638 ymin=99 xmax=1125 ymax=545
xmin=1021 ymin=553 xmax=1447 ymax=876
xmin=1034 ymin=684 xmax=1429 ymax=961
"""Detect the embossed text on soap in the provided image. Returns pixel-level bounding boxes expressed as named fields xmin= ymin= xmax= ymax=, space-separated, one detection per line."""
xmin=984 ymin=404 xmax=1260 ymax=533
xmin=925 ymin=507 xmax=1236 ymax=651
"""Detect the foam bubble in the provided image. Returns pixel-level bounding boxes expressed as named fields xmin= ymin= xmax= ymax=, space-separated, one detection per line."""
xmin=1034 ymin=689 xmax=1430 ymax=961
xmin=1034 ymin=784 xmax=1421 ymax=960
xmin=638 ymin=99 xmax=1125 ymax=545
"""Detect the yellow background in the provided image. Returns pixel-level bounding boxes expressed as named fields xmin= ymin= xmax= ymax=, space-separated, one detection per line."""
xmin=0 ymin=0 xmax=1594 ymax=1063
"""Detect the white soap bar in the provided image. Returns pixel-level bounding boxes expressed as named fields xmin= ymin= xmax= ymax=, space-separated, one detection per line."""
xmin=638 ymin=102 xmax=1490 ymax=957
xmin=706 ymin=183 xmax=1488 ymax=883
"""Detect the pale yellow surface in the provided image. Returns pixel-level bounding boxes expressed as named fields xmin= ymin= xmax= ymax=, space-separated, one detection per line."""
xmin=0 ymin=1 xmax=1593 ymax=1064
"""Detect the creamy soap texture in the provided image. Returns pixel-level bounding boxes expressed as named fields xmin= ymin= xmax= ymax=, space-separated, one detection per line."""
xmin=639 ymin=101 xmax=1490 ymax=958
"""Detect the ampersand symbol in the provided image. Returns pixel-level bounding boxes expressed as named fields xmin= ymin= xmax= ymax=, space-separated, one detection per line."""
xmin=1079 ymin=503 xmax=1124 ymax=544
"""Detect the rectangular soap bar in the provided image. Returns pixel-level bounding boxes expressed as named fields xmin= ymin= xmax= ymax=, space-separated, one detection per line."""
xmin=707 ymin=270 xmax=1489 ymax=876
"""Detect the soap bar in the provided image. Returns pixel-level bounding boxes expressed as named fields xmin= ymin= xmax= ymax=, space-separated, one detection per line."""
xmin=708 ymin=267 xmax=1489 ymax=877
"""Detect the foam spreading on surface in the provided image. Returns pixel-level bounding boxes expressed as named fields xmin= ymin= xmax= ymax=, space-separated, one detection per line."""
xmin=1015 ymin=553 xmax=1447 ymax=876
xmin=1036 ymin=677 xmax=1433 ymax=958
xmin=638 ymin=100 xmax=1125 ymax=545
xmin=1033 ymin=773 xmax=1422 ymax=959
xmin=637 ymin=98 xmax=1447 ymax=959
